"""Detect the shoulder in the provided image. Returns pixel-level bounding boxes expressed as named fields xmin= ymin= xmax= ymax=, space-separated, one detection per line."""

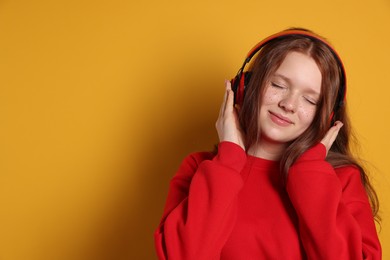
xmin=173 ymin=141 xmax=247 ymax=181
xmin=334 ymin=165 xmax=363 ymax=190
xmin=334 ymin=165 xmax=369 ymax=203
xmin=184 ymin=151 xmax=215 ymax=169
xmin=173 ymin=150 xmax=215 ymax=180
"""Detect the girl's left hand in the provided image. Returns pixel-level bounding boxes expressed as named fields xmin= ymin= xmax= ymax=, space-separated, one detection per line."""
xmin=320 ymin=121 xmax=344 ymax=155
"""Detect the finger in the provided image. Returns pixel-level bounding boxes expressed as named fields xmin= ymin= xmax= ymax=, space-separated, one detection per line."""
xmin=223 ymin=80 xmax=233 ymax=112
xmin=321 ymin=121 xmax=343 ymax=149
xmin=225 ymin=79 xmax=232 ymax=91
xmin=325 ymin=122 xmax=342 ymax=142
xmin=225 ymin=88 xmax=234 ymax=114
xmin=218 ymin=80 xmax=229 ymax=118
xmin=329 ymin=121 xmax=343 ymax=139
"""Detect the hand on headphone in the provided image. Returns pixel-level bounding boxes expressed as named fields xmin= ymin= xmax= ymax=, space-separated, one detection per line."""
xmin=216 ymin=80 xmax=245 ymax=151
xmin=320 ymin=121 xmax=344 ymax=155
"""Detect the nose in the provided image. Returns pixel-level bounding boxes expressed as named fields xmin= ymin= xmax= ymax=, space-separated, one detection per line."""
xmin=279 ymin=93 xmax=298 ymax=113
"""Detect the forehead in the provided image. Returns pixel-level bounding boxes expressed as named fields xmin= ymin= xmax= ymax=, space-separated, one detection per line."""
xmin=273 ymin=51 xmax=322 ymax=93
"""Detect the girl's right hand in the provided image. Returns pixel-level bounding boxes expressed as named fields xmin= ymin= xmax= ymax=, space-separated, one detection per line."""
xmin=215 ymin=80 xmax=245 ymax=150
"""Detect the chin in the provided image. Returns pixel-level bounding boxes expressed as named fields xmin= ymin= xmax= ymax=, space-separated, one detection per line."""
xmin=261 ymin=134 xmax=295 ymax=145
xmin=261 ymin=128 xmax=298 ymax=144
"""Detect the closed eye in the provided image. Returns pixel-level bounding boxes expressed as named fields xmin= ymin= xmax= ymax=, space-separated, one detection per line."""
xmin=304 ymin=97 xmax=317 ymax=105
xmin=271 ymin=82 xmax=285 ymax=89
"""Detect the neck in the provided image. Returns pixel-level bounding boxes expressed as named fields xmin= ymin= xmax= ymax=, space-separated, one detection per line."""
xmin=247 ymin=138 xmax=288 ymax=161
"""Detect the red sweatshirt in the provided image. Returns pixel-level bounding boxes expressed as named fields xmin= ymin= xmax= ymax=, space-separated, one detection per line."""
xmin=154 ymin=142 xmax=381 ymax=259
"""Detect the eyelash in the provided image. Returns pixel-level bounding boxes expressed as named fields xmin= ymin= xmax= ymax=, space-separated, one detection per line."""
xmin=271 ymin=82 xmax=285 ymax=89
xmin=271 ymin=82 xmax=317 ymax=105
xmin=304 ymin=97 xmax=317 ymax=106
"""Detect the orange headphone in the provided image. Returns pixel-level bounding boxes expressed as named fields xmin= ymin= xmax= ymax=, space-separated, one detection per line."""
xmin=230 ymin=29 xmax=346 ymax=123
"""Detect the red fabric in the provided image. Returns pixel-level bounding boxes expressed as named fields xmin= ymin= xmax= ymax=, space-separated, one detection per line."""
xmin=154 ymin=142 xmax=381 ymax=259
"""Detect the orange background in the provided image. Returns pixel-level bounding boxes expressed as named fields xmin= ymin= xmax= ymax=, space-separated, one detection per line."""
xmin=0 ymin=0 xmax=389 ymax=259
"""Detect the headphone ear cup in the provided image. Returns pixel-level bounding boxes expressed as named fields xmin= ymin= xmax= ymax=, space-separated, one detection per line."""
xmin=231 ymin=72 xmax=252 ymax=106
xmin=243 ymin=71 xmax=252 ymax=89
xmin=230 ymin=75 xmax=240 ymax=105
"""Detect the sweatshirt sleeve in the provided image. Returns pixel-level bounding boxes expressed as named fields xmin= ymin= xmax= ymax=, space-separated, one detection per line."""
xmin=154 ymin=141 xmax=247 ymax=260
xmin=286 ymin=143 xmax=381 ymax=260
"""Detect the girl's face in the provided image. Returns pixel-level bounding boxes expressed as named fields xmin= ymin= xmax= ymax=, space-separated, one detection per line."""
xmin=258 ymin=51 xmax=322 ymax=144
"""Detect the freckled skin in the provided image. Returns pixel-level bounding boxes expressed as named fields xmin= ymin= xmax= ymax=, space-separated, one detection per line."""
xmin=258 ymin=52 xmax=322 ymax=144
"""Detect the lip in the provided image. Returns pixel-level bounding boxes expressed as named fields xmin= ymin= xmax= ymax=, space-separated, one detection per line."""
xmin=269 ymin=111 xmax=294 ymax=126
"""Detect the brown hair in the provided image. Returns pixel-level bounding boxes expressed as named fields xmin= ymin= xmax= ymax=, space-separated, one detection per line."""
xmin=238 ymin=29 xmax=380 ymax=220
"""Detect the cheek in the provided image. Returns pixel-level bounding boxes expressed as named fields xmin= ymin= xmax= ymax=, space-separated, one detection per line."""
xmin=263 ymin=88 xmax=282 ymax=104
xmin=298 ymin=105 xmax=317 ymax=124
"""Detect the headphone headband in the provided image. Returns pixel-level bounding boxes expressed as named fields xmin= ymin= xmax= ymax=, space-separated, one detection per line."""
xmin=231 ymin=29 xmax=347 ymax=122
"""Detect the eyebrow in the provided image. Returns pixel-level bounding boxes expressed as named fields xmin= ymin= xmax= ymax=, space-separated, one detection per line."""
xmin=272 ymin=73 xmax=320 ymax=96
xmin=273 ymin=73 xmax=292 ymax=84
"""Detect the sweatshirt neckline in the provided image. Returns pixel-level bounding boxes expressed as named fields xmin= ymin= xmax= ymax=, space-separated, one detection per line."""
xmin=246 ymin=154 xmax=280 ymax=169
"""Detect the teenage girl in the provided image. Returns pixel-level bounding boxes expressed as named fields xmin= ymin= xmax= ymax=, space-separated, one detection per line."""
xmin=154 ymin=28 xmax=381 ymax=259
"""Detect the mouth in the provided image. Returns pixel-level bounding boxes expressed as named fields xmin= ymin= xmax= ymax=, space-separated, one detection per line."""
xmin=269 ymin=111 xmax=294 ymax=126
